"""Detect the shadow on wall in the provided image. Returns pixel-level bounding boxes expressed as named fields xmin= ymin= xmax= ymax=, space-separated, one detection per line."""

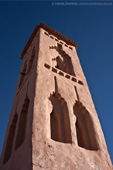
xmin=73 ymin=102 xmax=98 ymax=151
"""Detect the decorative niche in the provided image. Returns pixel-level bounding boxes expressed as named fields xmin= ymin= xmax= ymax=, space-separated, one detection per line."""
xmin=73 ymin=102 xmax=98 ymax=151
xmin=15 ymin=97 xmax=30 ymax=150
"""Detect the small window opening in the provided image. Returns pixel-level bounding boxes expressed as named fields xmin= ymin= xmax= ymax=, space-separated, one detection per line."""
xmin=44 ymin=63 xmax=51 ymax=69
xmin=44 ymin=32 xmax=49 ymax=36
xmin=78 ymin=80 xmax=84 ymax=85
xmin=50 ymin=35 xmax=54 ymax=39
xmin=69 ymin=47 xmax=73 ymax=50
xmin=58 ymin=71 xmax=64 ymax=76
xmin=65 ymin=44 xmax=68 ymax=47
xmin=71 ymin=77 xmax=77 ymax=82
xmin=60 ymin=41 xmax=63 ymax=45
xmin=52 ymin=67 xmax=57 ymax=73
xmin=65 ymin=74 xmax=70 ymax=79
xmin=55 ymin=38 xmax=58 ymax=41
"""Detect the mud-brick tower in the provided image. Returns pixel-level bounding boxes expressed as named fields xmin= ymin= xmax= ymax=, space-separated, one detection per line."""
xmin=0 ymin=23 xmax=112 ymax=170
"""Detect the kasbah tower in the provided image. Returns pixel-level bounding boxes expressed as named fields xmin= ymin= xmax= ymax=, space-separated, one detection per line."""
xmin=0 ymin=23 xmax=112 ymax=170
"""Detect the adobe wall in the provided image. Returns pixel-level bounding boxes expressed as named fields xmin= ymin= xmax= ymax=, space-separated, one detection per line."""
xmin=32 ymin=27 xmax=112 ymax=170
xmin=0 ymin=25 xmax=112 ymax=170
xmin=0 ymin=29 xmax=40 ymax=170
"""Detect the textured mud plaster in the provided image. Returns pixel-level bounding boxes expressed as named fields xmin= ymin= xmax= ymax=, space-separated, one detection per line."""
xmin=0 ymin=23 xmax=112 ymax=170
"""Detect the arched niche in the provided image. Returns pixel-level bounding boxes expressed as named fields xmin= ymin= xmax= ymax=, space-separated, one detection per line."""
xmin=50 ymin=92 xmax=72 ymax=144
xmin=15 ymin=97 xmax=30 ymax=150
xmin=73 ymin=102 xmax=98 ymax=151
xmin=3 ymin=113 xmax=18 ymax=164
xmin=56 ymin=43 xmax=75 ymax=76
xmin=27 ymin=47 xmax=36 ymax=73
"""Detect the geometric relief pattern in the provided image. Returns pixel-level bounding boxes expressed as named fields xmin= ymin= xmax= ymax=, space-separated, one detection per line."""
xmin=50 ymin=43 xmax=75 ymax=76
xmin=44 ymin=63 xmax=83 ymax=85
xmin=56 ymin=43 xmax=75 ymax=76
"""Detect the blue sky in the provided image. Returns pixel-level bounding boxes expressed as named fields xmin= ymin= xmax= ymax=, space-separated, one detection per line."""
xmin=0 ymin=1 xmax=113 ymax=164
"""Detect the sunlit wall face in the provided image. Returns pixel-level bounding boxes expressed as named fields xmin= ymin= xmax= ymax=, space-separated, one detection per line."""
xmin=0 ymin=1 xmax=113 ymax=164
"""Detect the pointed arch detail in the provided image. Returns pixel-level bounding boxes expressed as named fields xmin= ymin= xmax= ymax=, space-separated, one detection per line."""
xmin=15 ymin=97 xmax=30 ymax=150
xmin=73 ymin=101 xmax=98 ymax=150
xmin=50 ymin=92 xmax=72 ymax=143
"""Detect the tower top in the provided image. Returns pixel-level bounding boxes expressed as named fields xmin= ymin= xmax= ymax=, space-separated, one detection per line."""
xmin=0 ymin=23 xmax=112 ymax=170
xmin=21 ymin=23 xmax=78 ymax=59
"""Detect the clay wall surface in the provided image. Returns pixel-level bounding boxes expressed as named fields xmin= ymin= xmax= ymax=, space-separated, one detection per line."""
xmin=0 ymin=29 xmax=40 ymax=170
xmin=0 ymin=25 xmax=112 ymax=170
xmin=32 ymin=28 xmax=112 ymax=170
